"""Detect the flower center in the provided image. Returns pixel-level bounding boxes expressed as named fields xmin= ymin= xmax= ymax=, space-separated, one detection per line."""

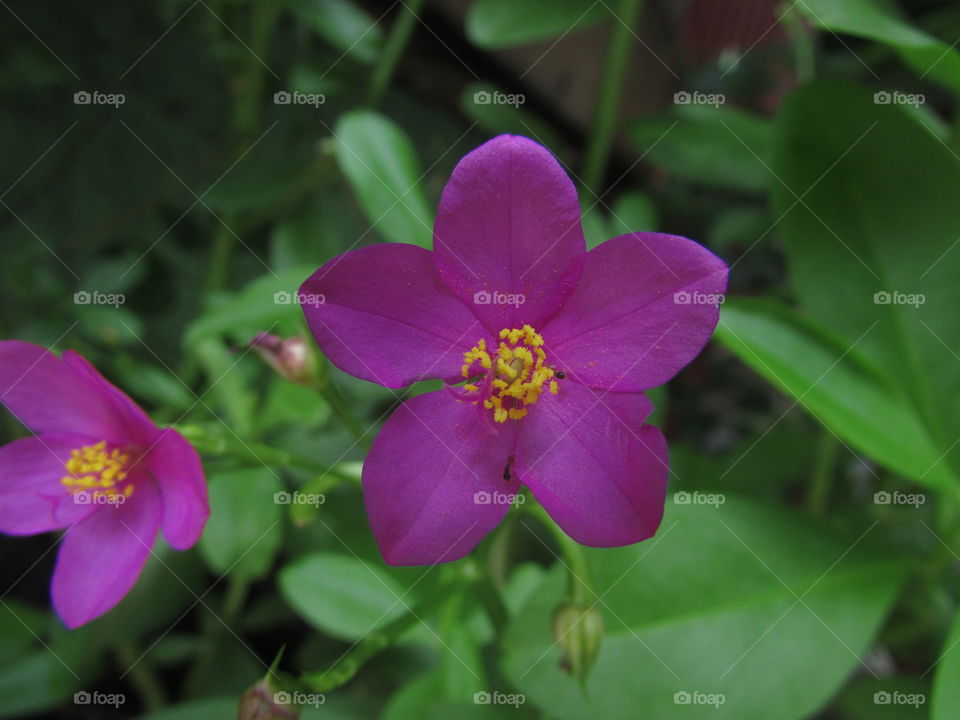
xmin=61 ymin=441 xmax=135 ymax=504
xmin=460 ymin=325 xmax=559 ymax=423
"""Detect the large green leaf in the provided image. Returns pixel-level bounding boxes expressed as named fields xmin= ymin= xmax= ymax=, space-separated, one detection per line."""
xmin=504 ymin=497 xmax=908 ymax=720
xmin=333 ymin=111 xmax=433 ymax=248
xmin=278 ymin=552 xmax=408 ymax=641
xmin=630 ymin=104 xmax=773 ymax=192
xmin=932 ymin=607 xmax=960 ymax=720
xmin=466 ymin=0 xmax=607 ymax=49
xmin=715 ymin=298 xmax=954 ymax=490
xmin=199 ymin=468 xmax=284 ymax=581
xmin=286 ymin=0 xmax=382 ymax=63
xmin=772 ymin=81 xmax=960 ymax=491
xmin=796 ymin=0 xmax=960 ymax=92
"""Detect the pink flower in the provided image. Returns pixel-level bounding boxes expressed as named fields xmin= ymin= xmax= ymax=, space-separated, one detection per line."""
xmin=0 ymin=341 xmax=209 ymax=628
xmin=300 ymin=135 xmax=728 ymax=565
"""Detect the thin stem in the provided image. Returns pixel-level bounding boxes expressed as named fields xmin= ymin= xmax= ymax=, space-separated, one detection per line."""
xmin=315 ymin=381 xmax=370 ymax=448
xmin=806 ymin=430 xmax=839 ymax=517
xmin=300 ymin=578 xmax=465 ymax=692
xmin=366 ymin=0 xmax=426 ymax=108
xmin=463 ymin=557 xmax=509 ymax=635
xmin=581 ymin=0 xmax=644 ymax=194
xmin=524 ymin=502 xmax=594 ymax=605
xmin=114 ymin=642 xmax=166 ymax=712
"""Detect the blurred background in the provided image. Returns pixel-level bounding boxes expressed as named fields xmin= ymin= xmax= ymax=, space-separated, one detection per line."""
xmin=1 ymin=0 xmax=960 ymax=718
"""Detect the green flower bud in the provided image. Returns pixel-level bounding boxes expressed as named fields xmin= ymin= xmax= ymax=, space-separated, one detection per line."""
xmin=552 ymin=602 xmax=604 ymax=684
xmin=237 ymin=677 xmax=301 ymax=720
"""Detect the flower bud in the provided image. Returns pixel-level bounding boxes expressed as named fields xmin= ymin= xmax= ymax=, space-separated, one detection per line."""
xmin=250 ymin=333 xmax=320 ymax=387
xmin=551 ymin=602 xmax=604 ymax=684
xmin=237 ymin=678 xmax=300 ymax=720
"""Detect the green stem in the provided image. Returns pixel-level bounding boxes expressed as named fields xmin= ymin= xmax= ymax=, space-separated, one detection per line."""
xmin=315 ymin=381 xmax=370 ymax=448
xmin=300 ymin=578 xmax=465 ymax=692
xmin=806 ymin=430 xmax=839 ymax=517
xmin=581 ymin=0 xmax=644 ymax=194
xmin=175 ymin=423 xmax=360 ymax=481
xmin=114 ymin=642 xmax=166 ymax=712
xmin=525 ymin=502 xmax=594 ymax=605
xmin=782 ymin=2 xmax=814 ymax=82
xmin=463 ymin=558 xmax=509 ymax=635
xmin=366 ymin=0 xmax=426 ymax=108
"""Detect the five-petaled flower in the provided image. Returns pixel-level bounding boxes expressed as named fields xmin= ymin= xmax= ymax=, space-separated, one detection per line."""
xmin=0 ymin=341 xmax=209 ymax=628
xmin=301 ymin=135 xmax=728 ymax=565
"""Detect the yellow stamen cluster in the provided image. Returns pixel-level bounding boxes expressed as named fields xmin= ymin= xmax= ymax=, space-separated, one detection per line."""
xmin=61 ymin=441 xmax=135 ymax=502
xmin=460 ymin=325 xmax=559 ymax=423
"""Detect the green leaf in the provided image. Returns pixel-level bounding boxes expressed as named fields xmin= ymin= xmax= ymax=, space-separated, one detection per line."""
xmin=772 ymin=81 xmax=960 ymax=490
xmin=796 ymin=0 xmax=960 ymax=92
xmin=630 ymin=105 xmax=773 ymax=192
xmin=932 ymin=607 xmax=960 ymax=719
xmin=333 ymin=111 xmax=433 ymax=248
xmin=504 ymin=497 xmax=908 ymax=720
xmin=286 ymin=0 xmax=382 ymax=64
xmin=199 ymin=468 xmax=284 ymax=581
xmin=466 ymin=0 xmax=607 ymax=49
xmin=278 ymin=552 xmax=408 ymax=640
xmin=715 ymin=298 xmax=954 ymax=490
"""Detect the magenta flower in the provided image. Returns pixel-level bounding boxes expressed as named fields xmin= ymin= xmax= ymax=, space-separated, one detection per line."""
xmin=301 ymin=135 xmax=727 ymax=565
xmin=0 ymin=341 xmax=209 ymax=628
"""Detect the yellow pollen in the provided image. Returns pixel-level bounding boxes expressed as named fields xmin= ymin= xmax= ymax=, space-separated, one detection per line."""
xmin=460 ymin=325 xmax=559 ymax=423
xmin=61 ymin=441 xmax=135 ymax=504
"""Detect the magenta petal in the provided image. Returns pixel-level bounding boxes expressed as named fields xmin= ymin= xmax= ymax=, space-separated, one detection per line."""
xmin=301 ymin=244 xmax=483 ymax=388
xmin=61 ymin=351 xmax=158 ymax=446
xmin=146 ymin=428 xmax=209 ymax=550
xmin=433 ymin=135 xmax=585 ymax=332
xmin=0 ymin=434 xmax=99 ymax=535
xmin=0 ymin=341 xmax=136 ymax=442
xmin=542 ymin=233 xmax=728 ymax=391
xmin=515 ymin=382 xmax=668 ymax=546
xmin=51 ymin=479 xmax=162 ymax=628
xmin=362 ymin=390 xmax=518 ymax=565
